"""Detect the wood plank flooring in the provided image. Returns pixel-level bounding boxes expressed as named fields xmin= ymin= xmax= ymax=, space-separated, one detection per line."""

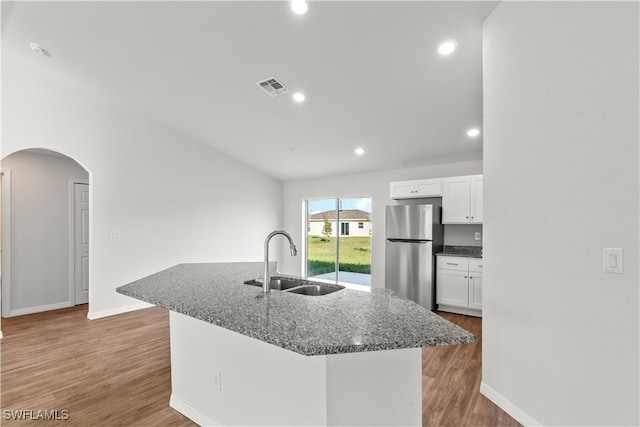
xmin=423 ymin=312 xmax=521 ymax=427
xmin=1 ymin=305 xmax=520 ymax=426
xmin=1 ymin=306 xmax=194 ymax=427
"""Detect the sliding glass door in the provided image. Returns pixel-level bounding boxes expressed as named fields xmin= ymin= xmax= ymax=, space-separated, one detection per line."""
xmin=306 ymin=197 xmax=372 ymax=287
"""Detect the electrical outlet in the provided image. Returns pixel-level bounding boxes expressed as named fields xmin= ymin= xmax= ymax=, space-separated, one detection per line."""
xmin=212 ymin=371 xmax=222 ymax=391
xmin=474 ymin=232 xmax=481 ymax=241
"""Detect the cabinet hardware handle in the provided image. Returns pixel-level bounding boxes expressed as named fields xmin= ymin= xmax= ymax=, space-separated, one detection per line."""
xmin=470 ymin=216 xmax=474 ymax=219
xmin=466 ymin=216 xmax=469 ymax=219
xmin=464 ymin=276 xmax=468 ymax=279
xmin=479 ymin=265 xmax=483 ymax=267
xmin=446 ymin=263 xmax=458 ymax=265
xmin=470 ymin=276 xmax=473 ymax=279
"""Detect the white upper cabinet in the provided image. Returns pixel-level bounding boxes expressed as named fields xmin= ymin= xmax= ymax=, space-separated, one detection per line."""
xmin=442 ymin=176 xmax=471 ymax=222
xmin=442 ymin=174 xmax=483 ymax=224
xmin=469 ymin=175 xmax=483 ymax=223
xmin=390 ymin=178 xmax=442 ymax=199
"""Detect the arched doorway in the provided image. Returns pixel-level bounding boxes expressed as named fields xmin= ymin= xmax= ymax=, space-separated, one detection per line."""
xmin=1 ymin=148 xmax=90 ymax=317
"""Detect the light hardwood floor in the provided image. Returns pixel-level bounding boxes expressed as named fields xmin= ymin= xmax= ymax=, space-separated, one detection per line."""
xmin=1 ymin=305 xmax=519 ymax=426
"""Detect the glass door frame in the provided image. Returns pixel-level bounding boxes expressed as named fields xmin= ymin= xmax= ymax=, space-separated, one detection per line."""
xmin=303 ymin=196 xmax=372 ymax=290
xmin=303 ymin=198 xmax=340 ymax=283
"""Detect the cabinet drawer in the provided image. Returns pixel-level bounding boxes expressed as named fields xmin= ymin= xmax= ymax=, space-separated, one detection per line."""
xmin=437 ymin=256 xmax=468 ymax=271
xmin=469 ymin=258 xmax=483 ymax=272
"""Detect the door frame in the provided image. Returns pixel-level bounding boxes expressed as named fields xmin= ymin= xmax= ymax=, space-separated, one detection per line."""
xmin=303 ymin=196 xmax=372 ymax=290
xmin=1 ymin=169 xmax=12 ymax=318
xmin=69 ymin=179 xmax=89 ymax=306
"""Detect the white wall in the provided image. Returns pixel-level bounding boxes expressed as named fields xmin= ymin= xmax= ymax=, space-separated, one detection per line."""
xmin=281 ymin=161 xmax=482 ymax=289
xmin=2 ymin=151 xmax=88 ymax=315
xmin=482 ymin=2 xmax=639 ymax=426
xmin=1 ymin=52 xmax=283 ymax=319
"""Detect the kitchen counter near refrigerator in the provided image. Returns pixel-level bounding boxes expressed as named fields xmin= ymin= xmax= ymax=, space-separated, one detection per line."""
xmin=436 ymin=245 xmax=483 ymax=258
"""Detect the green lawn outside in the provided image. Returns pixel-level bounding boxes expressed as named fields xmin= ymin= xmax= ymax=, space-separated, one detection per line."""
xmin=307 ymin=235 xmax=371 ymax=276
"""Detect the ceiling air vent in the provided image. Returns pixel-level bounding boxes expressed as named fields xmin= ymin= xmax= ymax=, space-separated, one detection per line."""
xmin=256 ymin=76 xmax=289 ymax=97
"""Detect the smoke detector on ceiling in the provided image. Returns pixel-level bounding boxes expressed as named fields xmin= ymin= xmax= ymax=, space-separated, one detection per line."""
xmin=256 ymin=77 xmax=289 ymax=97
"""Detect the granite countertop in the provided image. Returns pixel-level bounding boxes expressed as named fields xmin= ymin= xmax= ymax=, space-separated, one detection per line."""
xmin=116 ymin=262 xmax=475 ymax=356
xmin=436 ymin=245 xmax=483 ymax=258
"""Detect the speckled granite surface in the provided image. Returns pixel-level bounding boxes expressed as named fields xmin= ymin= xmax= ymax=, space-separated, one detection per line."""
xmin=436 ymin=245 xmax=483 ymax=258
xmin=116 ymin=262 xmax=476 ymax=356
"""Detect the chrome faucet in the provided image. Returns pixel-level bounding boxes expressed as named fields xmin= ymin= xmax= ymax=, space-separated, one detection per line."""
xmin=263 ymin=230 xmax=298 ymax=293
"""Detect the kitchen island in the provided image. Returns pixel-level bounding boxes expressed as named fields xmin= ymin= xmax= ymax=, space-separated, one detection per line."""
xmin=117 ymin=262 xmax=475 ymax=426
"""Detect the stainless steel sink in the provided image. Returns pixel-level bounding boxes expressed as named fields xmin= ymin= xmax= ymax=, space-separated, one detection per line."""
xmin=243 ymin=276 xmax=344 ymax=296
xmin=243 ymin=276 xmax=305 ymax=291
xmin=284 ymin=284 xmax=344 ymax=296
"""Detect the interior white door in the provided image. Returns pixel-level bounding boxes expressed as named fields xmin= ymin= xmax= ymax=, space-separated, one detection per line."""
xmin=74 ymin=183 xmax=89 ymax=305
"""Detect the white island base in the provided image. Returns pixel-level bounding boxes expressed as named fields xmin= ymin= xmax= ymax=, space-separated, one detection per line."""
xmin=169 ymin=312 xmax=422 ymax=426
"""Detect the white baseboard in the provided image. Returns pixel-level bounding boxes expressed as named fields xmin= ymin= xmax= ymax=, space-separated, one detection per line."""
xmin=87 ymin=302 xmax=153 ymax=320
xmin=6 ymin=301 xmax=72 ymax=317
xmin=480 ymin=381 xmax=543 ymax=426
xmin=170 ymin=394 xmax=220 ymax=427
xmin=437 ymin=304 xmax=482 ymax=317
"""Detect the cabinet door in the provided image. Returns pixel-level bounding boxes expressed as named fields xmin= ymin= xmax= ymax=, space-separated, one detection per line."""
xmin=469 ymin=175 xmax=483 ymax=223
xmin=436 ymin=270 xmax=469 ymax=308
xmin=414 ymin=178 xmax=443 ymax=197
xmin=468 ymin=258 xmax=483 ymax=273
xmin=469 ymin=274 xmax=483 ymax=310
xmin=442 ymin=176 xmax=471 ymax=223
xmin=390 ymin=181 xmax=415 ymax=199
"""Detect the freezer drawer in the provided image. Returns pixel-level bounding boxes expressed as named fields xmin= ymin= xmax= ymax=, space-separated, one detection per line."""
xmin=385 ymin=240 xmax=435 ymax=310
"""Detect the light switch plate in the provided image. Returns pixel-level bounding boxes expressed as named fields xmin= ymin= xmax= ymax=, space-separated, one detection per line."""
xmin=603 ymin=248 xmax=623 ymax=274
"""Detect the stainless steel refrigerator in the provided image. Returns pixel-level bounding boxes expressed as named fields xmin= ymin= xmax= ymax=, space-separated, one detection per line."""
xmin=385 ymin=204 xmax=443 ymax=310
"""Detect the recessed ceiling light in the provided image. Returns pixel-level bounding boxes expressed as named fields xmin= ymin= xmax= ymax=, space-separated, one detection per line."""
xmin=467 ymin=128 xmax=481 ymax=137
xmin=437 ymin=40 xmax=457 ymax=55
xmin=30 ymin=42 xmax=51 ymax=57
xmin=292 ymin=92 xmax=306 ymax=103
xmin=355 ymin=148 xmax=365 ymax=156
xmin=290 ymin=0 xmax=309 ymax=15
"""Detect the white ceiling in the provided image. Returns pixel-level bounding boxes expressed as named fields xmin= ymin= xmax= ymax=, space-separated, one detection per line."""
xmin=2 ymin=1 xmax=497 ymax=181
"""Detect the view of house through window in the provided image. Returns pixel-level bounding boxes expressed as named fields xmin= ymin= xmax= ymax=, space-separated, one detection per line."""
xmin=306 ymin=197 xmax=372 ymax=287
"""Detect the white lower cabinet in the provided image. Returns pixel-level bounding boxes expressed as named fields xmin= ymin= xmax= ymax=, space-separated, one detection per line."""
xmin=436 ymin=256 xmax=482 ymax=317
